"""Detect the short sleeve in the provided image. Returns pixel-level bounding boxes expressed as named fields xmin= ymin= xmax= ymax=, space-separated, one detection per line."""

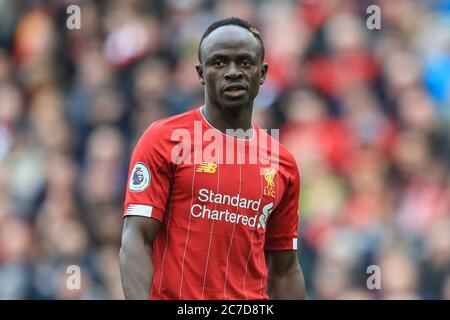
xmin=123 ymin=125 xmax=173 ymax=223
xmin=264 ymin=165 xmax=300 ymax=251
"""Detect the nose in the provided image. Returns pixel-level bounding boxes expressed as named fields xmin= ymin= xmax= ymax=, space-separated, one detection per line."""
xmin=224 ymin=62 xmax=243 ymax=80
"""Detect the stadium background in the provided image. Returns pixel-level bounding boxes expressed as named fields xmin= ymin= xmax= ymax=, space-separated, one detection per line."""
xmin=0 ymin=0 xmax=449 ymax=299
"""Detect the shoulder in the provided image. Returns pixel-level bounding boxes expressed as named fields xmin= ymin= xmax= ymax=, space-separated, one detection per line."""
xmin=255 ymin=125 xmax=299 ymax=180
xmin=146 ymin=108 xmax=198 ymax=136
xmin=277 ymin=142 xmax=300 ymax=182
xmin=131 ymin=108 xmax=199 ymax=163
xmin=278 ymin=143 xmax=298 ymax=172
xmin=137 ymin=108 xmax=199 ymax=146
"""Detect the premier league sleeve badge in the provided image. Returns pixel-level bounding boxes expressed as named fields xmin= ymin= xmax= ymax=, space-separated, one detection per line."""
xmin=129 ymin=162 xmax=151 ymax=192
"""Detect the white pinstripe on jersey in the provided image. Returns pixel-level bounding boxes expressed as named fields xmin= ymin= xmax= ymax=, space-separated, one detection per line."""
xmin=178 ymin=164 xmax=197 ymax=298
xmin=243 ymin=152 xmax=263 ymax=299
xmin=223 ymin=152 xmax=242 ymax=299
xmin=158 ymin=191 xmax=174 ymax=295
xmin=201 ymin=150 xmax=221 ymax=299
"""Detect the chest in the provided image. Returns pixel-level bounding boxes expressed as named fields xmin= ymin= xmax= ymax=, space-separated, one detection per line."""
xmin=168 ymin=160 xmax=285 ymax=235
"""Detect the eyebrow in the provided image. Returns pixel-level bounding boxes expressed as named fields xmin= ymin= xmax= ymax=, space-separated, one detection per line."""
xmin=206 ymin=53 xmax=227 ymax=62
xmin=205 ymin=52 xmax=257 ymax=63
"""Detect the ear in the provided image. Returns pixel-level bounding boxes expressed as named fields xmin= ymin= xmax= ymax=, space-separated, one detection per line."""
xmin=195 ymin=63 xmax=205 ymax=85
xmin=260 ymin=63 xmax=268 ymax=85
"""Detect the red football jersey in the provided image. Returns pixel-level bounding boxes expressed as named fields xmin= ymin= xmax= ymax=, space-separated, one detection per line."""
xmin=123 ymin=107 xmax=300 ymax=300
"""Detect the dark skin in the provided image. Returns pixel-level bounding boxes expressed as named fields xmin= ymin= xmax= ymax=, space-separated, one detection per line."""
xmin=195 ymin=25 xmax=268 ymax=137
xmin=120 ymin=216 xmax=160 ymax=299
xmin=120 ymin=25 xmax=305 ymax=300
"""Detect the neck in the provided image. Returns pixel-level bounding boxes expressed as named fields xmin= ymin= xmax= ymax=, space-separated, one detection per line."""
xmin=201 ymin=100 xmax=254 ymax=138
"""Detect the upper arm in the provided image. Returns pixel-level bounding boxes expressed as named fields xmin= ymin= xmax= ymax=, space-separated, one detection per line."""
xmin=264 ymin=161 xmax=300 ymax=251
xmin=265 ymin=249 xmax=305 ymax=300
xmin=121 ymin=216 xmax=162 ymax=248
xmin=265 ymin=250 xmax=300 ymax=276
xmin=123 ymin=124 xmax=173 ymax=223
xmin=120 ymin=216 xmax=162 ymax=299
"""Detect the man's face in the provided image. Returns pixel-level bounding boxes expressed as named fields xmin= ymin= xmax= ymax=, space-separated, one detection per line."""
xmin=196 ymin=25 xmax=268 ymax=113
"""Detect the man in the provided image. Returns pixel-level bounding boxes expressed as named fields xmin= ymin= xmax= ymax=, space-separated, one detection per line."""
xmin=120 ymin=17 xmax=305 ymax=300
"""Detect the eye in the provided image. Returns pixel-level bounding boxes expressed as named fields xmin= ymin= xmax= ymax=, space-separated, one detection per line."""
xmin=213 ymin=60 xmax=225 ymax=67
xmin=240 ymin=60 xmax=253 ymax=67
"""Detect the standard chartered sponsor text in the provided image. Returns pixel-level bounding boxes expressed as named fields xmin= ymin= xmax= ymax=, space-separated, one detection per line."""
xmin=190 ymin=189 xmax=272 ymax=229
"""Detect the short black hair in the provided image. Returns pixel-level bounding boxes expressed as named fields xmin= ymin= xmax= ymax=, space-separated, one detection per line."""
xmin=197 ymin=17 xmax=265 ymax=63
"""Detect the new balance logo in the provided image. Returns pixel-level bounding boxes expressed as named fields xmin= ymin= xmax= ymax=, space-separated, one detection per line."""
xmin=196 ymin=162 xmax=217 ymax=173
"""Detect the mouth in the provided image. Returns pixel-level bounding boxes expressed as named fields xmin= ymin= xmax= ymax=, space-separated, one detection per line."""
xmin=222 ymin=83 xmax=247 ymax=98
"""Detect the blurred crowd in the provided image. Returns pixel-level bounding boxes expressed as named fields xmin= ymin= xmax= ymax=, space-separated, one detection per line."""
xmin=0 ymin=0 xmax=449 ymax=299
